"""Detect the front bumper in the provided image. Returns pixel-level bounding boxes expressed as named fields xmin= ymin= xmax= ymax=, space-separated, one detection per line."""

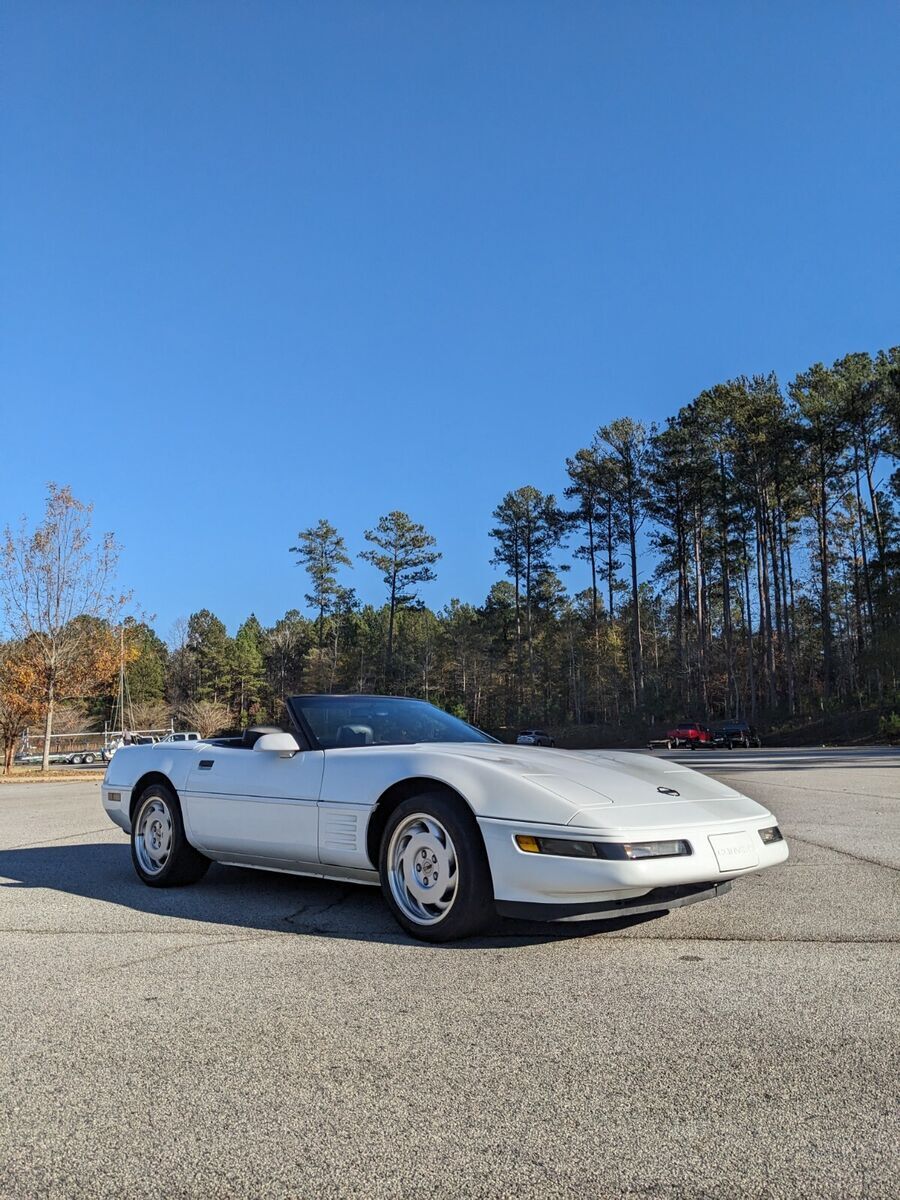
xmin=496 ymin=879 xmax=732 ymax=923
xmin=101 ymin=784 xmax=131 ymax=833
xmin=479 ymin=813 xmax=788 ymax=909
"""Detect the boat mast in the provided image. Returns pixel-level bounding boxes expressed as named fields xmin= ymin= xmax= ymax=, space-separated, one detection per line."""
xmin=118 ymin=626 xmax=125 ymax=734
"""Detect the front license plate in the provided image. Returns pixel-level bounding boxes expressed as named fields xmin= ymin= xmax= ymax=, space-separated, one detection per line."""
xmin=708 ymin=831 xmax=759 ymax=872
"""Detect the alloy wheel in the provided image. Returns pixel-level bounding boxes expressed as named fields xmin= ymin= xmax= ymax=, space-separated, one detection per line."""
xmin=387 ymin=813 xmax=459 ymax=926
xmin=134 ymin=796 xmax=173 ymax=876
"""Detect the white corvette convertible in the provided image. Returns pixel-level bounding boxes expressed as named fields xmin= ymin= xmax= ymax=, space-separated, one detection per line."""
xmin=101 ymin=694 xmax=788 ymax=941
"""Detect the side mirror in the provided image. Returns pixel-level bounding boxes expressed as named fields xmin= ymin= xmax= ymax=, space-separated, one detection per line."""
xmin=253 ymin=732 xmax=300 ymax=758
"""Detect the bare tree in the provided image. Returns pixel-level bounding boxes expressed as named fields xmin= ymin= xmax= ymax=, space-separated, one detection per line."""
xmin=177 ymin=698 xmax=231 ymax=738
xmin=129 ymin=699 xmax=173 ymax=731
xmin=1 ymin=485 xmax=126 ymax=770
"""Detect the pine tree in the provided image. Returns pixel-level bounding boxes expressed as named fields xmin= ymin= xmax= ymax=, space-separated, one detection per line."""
xmin=595 ymin=419 xmax=650 ymax=709
xmin=233 ymin=615 xmax=265 ymax=725
xmin=490 ymin=486 xmax=564 ymax=713
xmin=360 ymin=512 xmax=441 ymax=684
xmin=290 ymin=519 xmax=352 ymax=650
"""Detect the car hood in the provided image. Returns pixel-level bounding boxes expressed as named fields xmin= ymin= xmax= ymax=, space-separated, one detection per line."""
xmin=420 ymin=742 xmax=765 ymax=829
xmin=434 ymin=743 xmax=734 ymax=798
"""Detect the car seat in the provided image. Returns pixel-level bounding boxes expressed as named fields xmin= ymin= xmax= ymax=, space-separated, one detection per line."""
xmin=335 ymin=724 xmax=374 ymax=747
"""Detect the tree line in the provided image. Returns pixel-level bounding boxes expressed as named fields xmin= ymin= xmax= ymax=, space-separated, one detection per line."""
xmin=2 ymin=345 xmax=898 ymax=767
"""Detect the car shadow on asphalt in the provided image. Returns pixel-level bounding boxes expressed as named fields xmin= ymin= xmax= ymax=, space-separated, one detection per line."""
xmin=0 ymin=841 xmax=664 ymax=948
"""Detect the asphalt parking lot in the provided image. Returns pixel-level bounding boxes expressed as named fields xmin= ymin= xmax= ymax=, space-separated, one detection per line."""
xmin=1 ymin=749 xmax=898 ymax=1199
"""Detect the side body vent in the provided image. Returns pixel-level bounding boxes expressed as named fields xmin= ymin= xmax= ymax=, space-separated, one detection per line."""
xmin=317 ymin=804 xmax=371 ymax=869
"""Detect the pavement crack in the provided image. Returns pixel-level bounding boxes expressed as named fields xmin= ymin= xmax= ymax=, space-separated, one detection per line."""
xmin=284 ymin=887 xmax=355 ymax=929
xmin=95 ymin=931 xmax=276 ymax=974
xmin=781 ymin=832 xmax=900 ymax=873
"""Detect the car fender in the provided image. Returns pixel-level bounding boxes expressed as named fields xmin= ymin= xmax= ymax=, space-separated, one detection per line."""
xmin=103 ymin=743 xmax=205 ymax=808
xmin=319 ymin=747 xmax=582 ymax=828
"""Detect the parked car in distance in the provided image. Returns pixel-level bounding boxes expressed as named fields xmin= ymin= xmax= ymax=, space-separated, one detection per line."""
xmin=711 ymin=721 xmax=761 ymax=749
xmin=104 ymin=731 xmax=193 ymax=762
xmin=516 ymin=729 xmax=556 ymax=747
xmin=666 ymin=722 xmax=713 ymax=749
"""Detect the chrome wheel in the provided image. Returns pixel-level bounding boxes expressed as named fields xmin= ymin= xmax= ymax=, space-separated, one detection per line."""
xmin=134 ymin=796 xmax=173 ymax=876
xmin=387 ymin=812 xmax=459 ymax=926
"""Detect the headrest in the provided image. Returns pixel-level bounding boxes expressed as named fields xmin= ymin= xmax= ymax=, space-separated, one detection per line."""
xmin=242 ymin=725 xmax=284 ymax=748
xmin=336 ymin=724 xmax=374 ymax=747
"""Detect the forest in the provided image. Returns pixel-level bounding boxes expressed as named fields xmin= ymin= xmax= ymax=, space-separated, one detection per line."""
xmin=2 ymin=345 xmax=899 ymax=760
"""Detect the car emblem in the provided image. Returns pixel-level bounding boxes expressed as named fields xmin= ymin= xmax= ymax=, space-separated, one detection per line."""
xmin=657 ymin=786 xmax=680 ymax=797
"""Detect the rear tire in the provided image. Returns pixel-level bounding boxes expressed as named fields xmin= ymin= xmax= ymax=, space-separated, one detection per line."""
xmin=83 ymin=752 xmax=96 ymax=764
xmin=379 ymin=792 xmax=493 ymax=942
xmin=131 ymin=783 xmax=209 ymax=887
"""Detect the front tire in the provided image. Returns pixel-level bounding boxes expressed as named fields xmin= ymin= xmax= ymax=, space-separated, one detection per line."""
xmin=131 ymin=783 xmax=210 ymax=887
xmin=379 ymin=792 xmax=493 ymax=942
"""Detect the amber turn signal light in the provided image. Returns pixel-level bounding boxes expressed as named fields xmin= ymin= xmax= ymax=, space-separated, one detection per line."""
xmin=515 ymin=834 xmax=541 ymax=853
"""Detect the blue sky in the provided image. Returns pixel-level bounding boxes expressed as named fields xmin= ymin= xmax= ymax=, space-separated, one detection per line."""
xmin=2 ymin=1 xmax=898 ymax=639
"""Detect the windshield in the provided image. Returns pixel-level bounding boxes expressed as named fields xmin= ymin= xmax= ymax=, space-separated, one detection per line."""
xmin=289 ymin=695 xmax=496 ymax=750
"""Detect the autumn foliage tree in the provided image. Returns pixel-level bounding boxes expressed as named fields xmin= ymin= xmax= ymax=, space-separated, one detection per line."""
xmin=1 ymin=485 xmax=127 ymax=770
xmin=0 ymin=641 xmax=42 ymax=772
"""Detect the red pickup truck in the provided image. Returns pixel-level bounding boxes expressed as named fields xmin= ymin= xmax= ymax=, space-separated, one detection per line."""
xmin=666 ymin=722 xmax=713 ymax=749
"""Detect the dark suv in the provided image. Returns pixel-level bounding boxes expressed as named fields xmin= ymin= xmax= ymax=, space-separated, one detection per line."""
xmin=711 ymin=721 xmax=761 ymax=749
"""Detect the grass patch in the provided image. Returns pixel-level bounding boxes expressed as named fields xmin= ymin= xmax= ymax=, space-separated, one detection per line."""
xmin=0 ymin=766 xmax=105 ymax=783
